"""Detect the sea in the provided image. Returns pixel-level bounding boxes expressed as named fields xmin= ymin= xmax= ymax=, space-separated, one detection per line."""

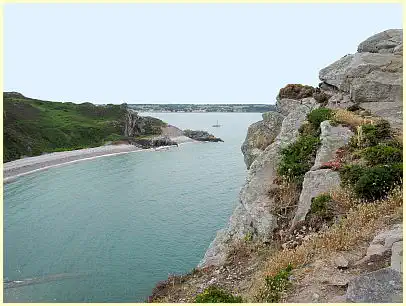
xmin=3 ymin=112 xmax=262 ymax=302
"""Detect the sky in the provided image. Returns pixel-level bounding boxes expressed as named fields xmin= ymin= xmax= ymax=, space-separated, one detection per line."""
xmin=4 ymin=3 xmax=402 ymax=105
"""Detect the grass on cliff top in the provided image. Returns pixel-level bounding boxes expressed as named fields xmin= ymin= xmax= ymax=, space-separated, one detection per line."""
xmin=3 ymin=93 xmax=165 ymax=162
xmin=251 ymin=185 xmax=402 ymax=302
xmin=194 ymin=286 xmax=243 ymax=303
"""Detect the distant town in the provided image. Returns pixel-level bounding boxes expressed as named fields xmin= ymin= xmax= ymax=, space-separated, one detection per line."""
xmin=128 ymin=104 xmax=276 ymax=113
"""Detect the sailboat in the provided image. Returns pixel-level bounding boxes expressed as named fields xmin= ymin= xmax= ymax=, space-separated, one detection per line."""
xmin=212 ymin=120 xmax=221 ymax=127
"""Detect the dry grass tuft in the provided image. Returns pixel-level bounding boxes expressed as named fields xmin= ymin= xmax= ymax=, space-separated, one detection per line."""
xmin=333 ymin=109 xmax=378 ymax=129
xmin=269 ymin=181 xmax=301 ymax=232
xmin=278 ymin=84 xmax=315 ymax=100
xmin=250 ymin=186 xmax=403 ymax=301
xmin=254 ymin=133 xmax=273 ymax=150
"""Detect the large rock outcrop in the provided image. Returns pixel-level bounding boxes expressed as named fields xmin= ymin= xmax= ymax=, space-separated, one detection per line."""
xmin=289 ymin=120 xmax=352 ymax=229
xmin=199 ymin=98 xmax=319 ymax=267
xmin=124 ymin=109 xmax=164 ymax=137
xmin=357 ymin=29 xmax=403 ymax=54
xmin=290 ymin=169 xmax=340 ymax=229
xmin=241 ymin=111 xmax=284 ymax=169
xmin=311 ymin=121 xmax=353 ymax=170
xmin=346 ymin=224 xmax=403 ymax=303
xmin=199 ymin=29 xmax=403 ymax=269
xmin=319 ymin=29 xmax=403 ymax=128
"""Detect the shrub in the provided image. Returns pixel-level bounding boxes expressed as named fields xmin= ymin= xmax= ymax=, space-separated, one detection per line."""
xmin=353 ymin=164 xmax=403 ymax=200
xmin=339 ymin=164 xmax=367 ymax=186
xmin=374 ymin=120 xmax=392 ymax=139
xmin=278 ymin=84 xmax=315 ymax=100
xmin=310 ymin=194 xmax=333 ymax=218
xmin=194 ymin=286 xmax=243 ymax=303
xmin=356 ymin=120 xmax=391 ymax=148
xmin=263 ymin=264 xmax=293 ymax=302
xmin=278 ymin=135 xmax=320 ymax=182
xmin=361 ymin=144 xmax=403 ymax=166
xmin=306 ymin=108 xmax=333 ymax=130
xmin=298 ymin=121 xmax=319 ymax=137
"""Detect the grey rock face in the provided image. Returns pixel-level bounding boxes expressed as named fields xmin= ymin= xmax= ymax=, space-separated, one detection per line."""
xmin=241 ymin=111 xmax=284 ymax=169
xmin=319 ymin=29 xmax=403 ymax=127
xmin=276 ymin=97 xmax=316 ymax=116
xmin=360 ymin=101 xmax=403 ymax=130
xmin=124 ymin=109 xmax=164 ymax=137
xmin=357 ymin=29 xmax=403 ymax=54
xmin=199 ymin=99 xmax=318 ymax=267
xmin=348 ymin=224 xmax=403 ymax=302
xmin=346 ymin=268 xmax=403 ymax=302
xmin=319 ymin=52 xmax=402 ymax=102
xmin=391 ymin=241 xmax=403 ymax=273
xmin=290 ymin=169 xmax=341 ymax=229
xmin=327 ymin=92 xmax=355 ymax=110
xmin=311 ymin=121 xmax=353 ymax=170
xmin=355 ymin=224 xmax=403 ymax=267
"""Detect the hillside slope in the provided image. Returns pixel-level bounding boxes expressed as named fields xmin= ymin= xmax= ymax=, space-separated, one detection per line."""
xmin=3 ymin=92 xmax=165 ymax=162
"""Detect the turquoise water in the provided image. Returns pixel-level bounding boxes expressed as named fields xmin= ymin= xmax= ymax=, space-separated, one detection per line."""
xmin=3 ymin=112 xmax=262 ymax=302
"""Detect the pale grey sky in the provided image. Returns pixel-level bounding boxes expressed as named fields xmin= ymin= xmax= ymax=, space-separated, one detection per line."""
xmin=4 ymin=3 xmax=402 ymax=104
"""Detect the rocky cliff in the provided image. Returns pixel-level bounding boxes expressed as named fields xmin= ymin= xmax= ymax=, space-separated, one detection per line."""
xmin=150 ymin=29 xmax=403 ymax=303
xmin=319 ymin=29 xmax=403 ymax=129
xmin=199 ymin=28 xmax=403 ymax=269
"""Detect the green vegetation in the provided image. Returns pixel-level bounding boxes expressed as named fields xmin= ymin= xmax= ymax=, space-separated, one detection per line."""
xmin=361 ymin=144 xmax=402 ymax=166
xmin=310 ymin=194 xmax=333 ymax=218
xmin=263 ymin=264 xmax=293 ymax=302
xmin=306 ymin=107 xmax=333 ymax=129
xmin=353 ymin=164 xmax=402 ymax=201
xmin=355 ymin=120 xmax=392 ymax=148
xmin=3 ymin=92 xmax=165 ymax=162
xmin=339 ymin=118 xmax=402 ymax=201
xmin=340 ymin=163 xmax=402 ymax=201
xmin=339 ymin=164 xmax=367 ymax=186
xmin=194 ymin=286 xmax=243 ymax=303
xmin=277 ymin=135 xmax=320 ymax=182
xmin=278 ymin=108 xmax=336 ymax=182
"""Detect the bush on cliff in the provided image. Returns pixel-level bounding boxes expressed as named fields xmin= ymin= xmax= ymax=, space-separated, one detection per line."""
xmin=278 ymin=84 xmax=315 ymax=100
xmin=310 ymin=194 xmax=333 ymax=219
xmin=194 ymin=286 xmax=243 ymax=303
xmin=354 ymin=120 xmax=392 ymax=148
xmin=306 ymin=107 xmax=333 ymax=130
xmin=353 ymin=164 xmax=403 ymax=201
xmin=278 ymin=135 xmax=320 ymax=182
xmin=361 ymin=144 xmax=402 ymax=166
xmin=340 ymin=163 xmax=402 ymax=201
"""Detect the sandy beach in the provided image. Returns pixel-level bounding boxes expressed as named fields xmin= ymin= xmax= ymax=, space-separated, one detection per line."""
xmin=3 ymin=136 xmax=195 ymax=184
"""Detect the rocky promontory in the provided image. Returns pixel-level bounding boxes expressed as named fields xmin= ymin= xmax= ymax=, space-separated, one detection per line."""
xmin=150 ymin=29 xmax=403 ymax=303
xmin=183 ymin=129 xmax=224 ymax=142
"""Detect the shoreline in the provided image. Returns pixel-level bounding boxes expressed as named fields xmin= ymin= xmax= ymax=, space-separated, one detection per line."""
xmin=3 ymin=137 xmax=195 ymax=184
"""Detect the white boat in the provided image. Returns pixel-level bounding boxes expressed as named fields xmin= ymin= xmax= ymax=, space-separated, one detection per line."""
xmin=212 ymin=120 xmax=221 ymax=127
